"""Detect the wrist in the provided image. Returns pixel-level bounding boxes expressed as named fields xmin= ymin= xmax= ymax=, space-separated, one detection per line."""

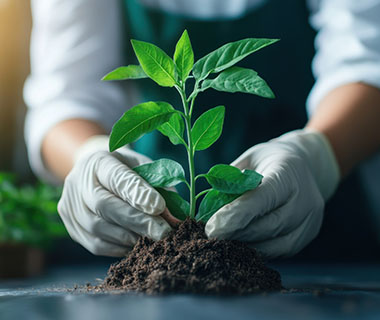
xmin=42 ymin=119 xmax=106 ymax=181
xmin=74 ymin=134 xmax=110 ymax=164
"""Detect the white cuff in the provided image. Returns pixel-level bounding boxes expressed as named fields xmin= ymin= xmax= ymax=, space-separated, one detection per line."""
xmin=74 ymin=135 xmax=110 ymax=163
xmin=307 ymin=64 xmax=380 ymax=116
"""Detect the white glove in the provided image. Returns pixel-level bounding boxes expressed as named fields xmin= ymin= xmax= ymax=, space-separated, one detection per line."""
xmin=205 ymin=129 xmax=340 ymax=259
xmin=58 ymin=135 xmax=171 ymax=257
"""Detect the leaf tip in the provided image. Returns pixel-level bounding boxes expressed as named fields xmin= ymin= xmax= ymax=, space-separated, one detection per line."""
xmin=108 ymin=142 xmax=116 ymax=153
xmin=101 ymin=74 xmax=110 ymax=81
xmin=267 ymin=88 xmax=276 ymax=99
xmin=108 ymin=134 xmax=118 ymax=152
xmin=130 ymin=39 xmax=141 ymax=52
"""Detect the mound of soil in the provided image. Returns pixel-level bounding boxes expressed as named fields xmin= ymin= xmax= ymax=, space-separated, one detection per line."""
xmin=101 ymin=219 xmax=282 ymax=295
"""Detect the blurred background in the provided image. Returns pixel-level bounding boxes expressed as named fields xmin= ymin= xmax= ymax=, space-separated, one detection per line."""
xmin=0 ymin=1 xmax=114 ymax=278
xmin=0 ymin=0 xmax=32 ymax=179
xmin=1 ymin=0 xmax=380 ymax=280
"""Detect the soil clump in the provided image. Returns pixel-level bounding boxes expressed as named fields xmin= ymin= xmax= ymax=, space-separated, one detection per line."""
xmin=101 ymin=219 xmax=282 ymax=295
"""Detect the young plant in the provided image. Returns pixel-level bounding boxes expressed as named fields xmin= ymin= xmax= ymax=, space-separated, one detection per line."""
xmin=103 ymin=30 xmax=278 ymax=222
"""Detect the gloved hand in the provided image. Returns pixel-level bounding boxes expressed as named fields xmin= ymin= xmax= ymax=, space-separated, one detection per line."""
xmin=58 ymin=135 xmax=172 ymax=257
xmin=205 ymin=129 xmax=340 ymax=259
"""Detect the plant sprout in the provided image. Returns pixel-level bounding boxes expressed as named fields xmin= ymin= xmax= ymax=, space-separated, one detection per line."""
xmin=103 ymin=30 xmax=278 ymax=222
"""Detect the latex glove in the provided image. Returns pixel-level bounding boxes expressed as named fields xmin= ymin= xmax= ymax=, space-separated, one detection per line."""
xmin=58 ymin=135 xmax=172 ymax=257
xmin=205 ymin=129 xmax=340 ymax=259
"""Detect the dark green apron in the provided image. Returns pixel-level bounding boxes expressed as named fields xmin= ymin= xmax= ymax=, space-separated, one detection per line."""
xmin=121 ymin=0 xmax=380 ymax=260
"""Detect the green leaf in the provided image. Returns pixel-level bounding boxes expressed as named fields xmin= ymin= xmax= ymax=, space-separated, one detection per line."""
xmin=133 ymin=159 xmax=186 ymax=188
xmin=173 ymin=30 xmax=194 ymax=82
xmin=157 ymin=188 xmax=189 ymax=221
xmin=191 ymin=106 xmax=225 ymax=151
xmin=109 ymin=101 xmax=176 ymax=151
xmin=196 ymin=190 xmax=240 ymax=223
xmin=157 ymin=113 xmax=186 ymax=146
xmin=193 ymin=38 xmax=279 ymax=81
xmin=204 ymin=164 xmax=263 ymax=194
xmin=131 ymin=39 xmax=176 ymax=87
xmin=201 ymin=66 xmax=275 ymax=99
xmin=101 ymin=65 xmax=148 ymax=81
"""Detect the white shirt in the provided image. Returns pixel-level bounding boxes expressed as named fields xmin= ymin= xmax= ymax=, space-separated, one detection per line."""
xmin=24 ymin=0 xmax=380 ymax=183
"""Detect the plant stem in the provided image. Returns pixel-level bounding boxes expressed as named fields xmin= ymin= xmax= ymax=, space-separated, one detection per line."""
xmin=194 ymin=174 xmax=206 ymax=182
xmin=186 ymin=127 xmax=196 ymax=219
xmin=187 ymin=80 xmax=200 ymax=117
xmin=195 ymin=188 xmax=212 ymax=200
xmin=177 ymin=85 xmax=196 ymax=219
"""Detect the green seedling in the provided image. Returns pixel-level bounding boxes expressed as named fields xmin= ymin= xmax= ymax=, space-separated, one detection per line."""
xmin=103 ymin=30 xmax=278 ymax=222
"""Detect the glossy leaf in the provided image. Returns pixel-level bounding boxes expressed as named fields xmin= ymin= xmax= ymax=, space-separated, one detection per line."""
xmin=173 ymin=30 xmax=194 ymax=82
xmin=196 ymin=190 xmax=240 ymax=223
xmin=102 ymin=65 xmax=147 ymax=81
xmin=131 ymin=39 xmax=176 ymax=87
xmin=134 ymin=159 xmax=186 ymax=188
xmin=158 ymin=113 xmax=186 ymax=146
xmin=201 ymin=66 xmax=275 ymax=98
xmin=193 ymin=38 xmax=279 ymax=81
xmin=157 ymin=188 xmax=189 ymax=221
xmin=204 ymin=164 xmax=263 ymax=194
xmin=109 ymin=101 xmax=176 ymax=152
xmin=191 ymin=106 xmax=225 ymax=151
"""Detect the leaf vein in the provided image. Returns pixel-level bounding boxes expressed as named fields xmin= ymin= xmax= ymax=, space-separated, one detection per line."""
xmin=144 ymin=50 xmax=175 ymax=83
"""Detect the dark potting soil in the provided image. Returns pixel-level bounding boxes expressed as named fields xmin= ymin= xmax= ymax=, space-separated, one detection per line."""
xmin=101 ymin=218 xmax=282 ymax=295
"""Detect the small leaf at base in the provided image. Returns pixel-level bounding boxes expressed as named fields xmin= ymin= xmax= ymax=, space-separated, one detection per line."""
xmin=204 ymin=164 xmax=263 ymax=194
xmin=196 ymin=189 xmax=240 ymax=223
xmin=157 ymin=188 xmax=189 ymax=221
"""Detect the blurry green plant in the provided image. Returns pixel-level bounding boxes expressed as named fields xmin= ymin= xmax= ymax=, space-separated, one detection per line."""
xmin=0 ymin=172 xmax=67 ymax=248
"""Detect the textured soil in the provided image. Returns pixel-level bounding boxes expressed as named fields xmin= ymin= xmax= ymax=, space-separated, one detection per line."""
xmin=101 ymin=219 xmax=282 ymax=295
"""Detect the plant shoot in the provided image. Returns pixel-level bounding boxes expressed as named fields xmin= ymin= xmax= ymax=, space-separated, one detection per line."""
xmin=103 ymin=30 xmax=278 ymax=222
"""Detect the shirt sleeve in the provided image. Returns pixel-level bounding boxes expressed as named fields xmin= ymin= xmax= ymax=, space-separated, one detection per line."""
xmin=24 ymin=0 xmax=129 ymax=184
xmin=306 ymin=0 xmax=380 ymax=116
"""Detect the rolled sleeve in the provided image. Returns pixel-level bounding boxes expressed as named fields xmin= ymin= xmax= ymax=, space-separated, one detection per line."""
xmin=307 ymin=0 xmax=380 ymax=116
xmin=24 ymin=0 xmax=129 ymax=183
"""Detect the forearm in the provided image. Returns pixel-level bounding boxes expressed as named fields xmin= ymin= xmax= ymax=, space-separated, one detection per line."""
xmin=42 ymin=119 xmax=106 ymax=181
xmin=307 ymin=83 xmax=380 ymax=176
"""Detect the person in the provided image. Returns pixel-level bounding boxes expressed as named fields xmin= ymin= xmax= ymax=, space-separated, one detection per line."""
xmin=24 ymin=0 xmax=380 ymax=259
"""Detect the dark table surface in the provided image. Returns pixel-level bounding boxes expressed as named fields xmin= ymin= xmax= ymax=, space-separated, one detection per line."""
xmin=1 ymin=263 xmax=380 ymax=320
